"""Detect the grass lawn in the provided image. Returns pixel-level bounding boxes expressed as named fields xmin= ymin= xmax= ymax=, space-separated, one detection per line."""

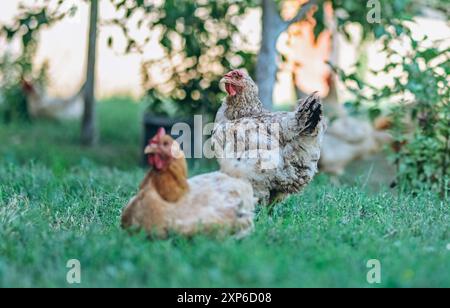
xmin=0 ymin=97 xmax=449 ymax=287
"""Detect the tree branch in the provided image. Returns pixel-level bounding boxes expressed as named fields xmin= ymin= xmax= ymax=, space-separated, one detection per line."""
xmin=284 ymin=0 xmax=317 ymax=30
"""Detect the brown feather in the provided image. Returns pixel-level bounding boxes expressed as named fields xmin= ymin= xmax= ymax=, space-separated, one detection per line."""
xmin=151 ymin=157 xmax=189 ymax=202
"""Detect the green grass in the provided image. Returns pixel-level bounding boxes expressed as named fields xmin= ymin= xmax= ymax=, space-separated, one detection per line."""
xmin=0 ymin=97 xmax=449 ymax=287
xmin=0 ymin=97 xmax=142 ymax=171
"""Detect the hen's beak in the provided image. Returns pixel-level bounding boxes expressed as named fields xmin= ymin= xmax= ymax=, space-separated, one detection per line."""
xmin=220 ymin=76 xmax=242 ymax=95
xmin=219 ymin=77 xmax=227 ymax=93
xmin=144 ymin=144 xmax=158 ymax=154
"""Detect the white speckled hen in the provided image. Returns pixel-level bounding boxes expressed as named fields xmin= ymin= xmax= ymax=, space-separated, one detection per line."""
xmin=213 ymin=70 xmax=326 ymax=204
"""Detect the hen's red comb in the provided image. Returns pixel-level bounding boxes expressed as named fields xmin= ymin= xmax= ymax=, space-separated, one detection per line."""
xmin=225 ymin=69 xmax=244 ymax=78
xmin=149 ymin=127 xmax=166 ymax=145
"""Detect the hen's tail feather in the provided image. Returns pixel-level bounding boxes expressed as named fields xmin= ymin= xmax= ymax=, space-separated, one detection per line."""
xmin=296 ymin=92 xmax=323 ymax=135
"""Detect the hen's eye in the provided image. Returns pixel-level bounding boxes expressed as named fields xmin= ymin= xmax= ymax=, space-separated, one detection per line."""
xmin=163 ymin=141 xmax=169 ymax=146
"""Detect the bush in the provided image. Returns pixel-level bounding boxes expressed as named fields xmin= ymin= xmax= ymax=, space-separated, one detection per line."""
xmin=0 ymin=2 xmax=66 ymax=123
xmin=336 ymin=24 xmax=449 ymax=197
xmin=0 ymin=54 xmax=30 ymax=123
xmin=140 ymin=0 xmax=257 ymax=119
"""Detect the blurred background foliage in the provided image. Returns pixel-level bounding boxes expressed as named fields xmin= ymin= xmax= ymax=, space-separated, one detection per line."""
xmin=106 ymin=0 xmax=259 ymax=118
xmin=140 ymin=0 xmax=258 ymax=118
xmin=0 ymin=1 xmax=76 ymax=121
xmin=0 ymin=53 xmax=30 ymax=122
xmin=335 ymin=25 xmax=449 ymax=197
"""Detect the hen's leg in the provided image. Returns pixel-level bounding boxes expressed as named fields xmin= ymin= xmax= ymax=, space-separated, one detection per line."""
xmin=269 ymin=191 xmax=289 ymax=204
xmin=254 ymin=188 xmax=270 ymax=206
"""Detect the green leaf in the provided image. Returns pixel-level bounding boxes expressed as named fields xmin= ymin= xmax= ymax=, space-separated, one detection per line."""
xmin=125 ymin=39 xmax=136 ymax=53
xmin=35 ymin=10 xmax=49 ymax=25
xmin=22 ymin=31 xmax=33 ymax=48
xmin=107 ymin=36 xmax=113 ymax=48
xmin=394 ymin=25 xmax=404 ymax=36
xmin=312 ymin=3 xmax=325 ymax=42
xmin=369 ymin=107 xmax=381 ymax=121
xmin=3 ymin=27 xmax=17 ymax=40
xmin=160 ymin=34 xmax=172 ymax=50
xmin=374 ymin=25 xmax=386 ymax=39
xmin=420 ymin=48 xmax=440 ymax=63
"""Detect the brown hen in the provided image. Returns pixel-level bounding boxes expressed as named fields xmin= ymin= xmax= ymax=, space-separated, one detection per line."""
xmin=121 ymin=128 xmax=256 ymax=238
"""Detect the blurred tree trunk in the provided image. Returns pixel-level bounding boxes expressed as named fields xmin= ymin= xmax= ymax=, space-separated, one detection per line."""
xmin=256 ymin=0 xmax=283 ymax=110
xmin=323 ymin=13 xmax=345 ymax=118
xmin=81 ymin=0 xmax=99 ymax=146
xmin=256 ymin=0 xmax=315 ymax=110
